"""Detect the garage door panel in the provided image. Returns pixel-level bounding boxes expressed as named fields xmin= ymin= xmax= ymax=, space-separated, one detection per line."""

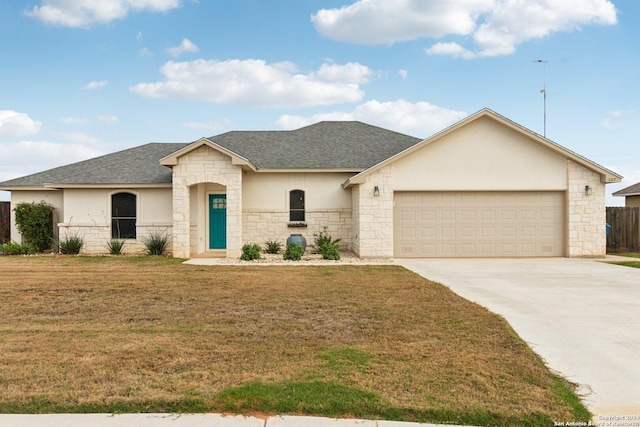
xmin=394 ymin=191 xmax=564 ymax=257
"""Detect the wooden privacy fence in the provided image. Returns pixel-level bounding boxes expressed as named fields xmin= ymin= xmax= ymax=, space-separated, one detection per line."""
xmin=606 ymin=207 xmax=639 ymax=253
xmin=0 ymin=201 xmax=9 ymax=244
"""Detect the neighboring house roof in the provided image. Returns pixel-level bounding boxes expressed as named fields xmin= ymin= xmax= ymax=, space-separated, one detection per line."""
xmin=167 ymin=121 xmax=422 ymax=170
xmin=613 ymin=181 xmax=640 ymax=197
xmin=0 ymin=143 xmax=188 ymax=189
xmin=0 ymin=121 xmax=422 ymax=189
xmin=343 ymin=108 xmax=623 ymax=188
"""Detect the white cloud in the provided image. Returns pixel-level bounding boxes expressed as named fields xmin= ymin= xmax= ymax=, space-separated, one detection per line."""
xmin=167 ymin=38 xmax=199 ymax=57
xmin=602 ymin=110 xmax=639 ymax=128
xmin=398 ymin=69 xmax=408 ymax=80
xmin=25 ymin=0 xmax=182 ymax=28
xmin=84 ymin=80 xmax=108 ymax=90
xmin=313 ymin=62 xmax=373 ymax=84
xmin=313 ymin=0 xmax=617 ymax=58
xmin=312 ymin=0 xmax=489 ymax=45
xmin=181 ymin=120 xmax=225 ymax=132
xmin=277 ymin=99 xmax=467 ymax=137
xmin=0 ymin=111 xmax=42 ymax=138
xmin=139 ymin=47 xmax=152 ymax=57
xmin=58 ymin=116 xmax=89 ymax=124
xmin=425 ymin=42 xmax=477 ymax=59
xmin=130 ymin=59 xmax=371 ymax=108
xmin=49 ymin=131 xmax=102 ymax=145
xmin=98 ymin=115 xmax=119 ymax=124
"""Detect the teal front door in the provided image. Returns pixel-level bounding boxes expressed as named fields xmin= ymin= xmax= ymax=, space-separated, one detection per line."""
xmin=209 ymin=194 xmax=227 ymax=249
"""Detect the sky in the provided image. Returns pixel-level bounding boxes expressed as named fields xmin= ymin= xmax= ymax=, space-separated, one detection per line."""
xmin=1 ymin=0 xmax=638 ymax=204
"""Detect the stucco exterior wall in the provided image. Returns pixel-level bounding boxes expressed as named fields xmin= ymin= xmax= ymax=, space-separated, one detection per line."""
xmin=352 ymin=166 xmax=393 ymax=258
xmin=567 ymin=160 xmax=606 ymax=257
xmin=172 ymin=145 xmax=242 ymax=258
xmin=241 ymin=172 xmax=353 ymax=249
xmin=392 ymin=116 xmax=568 ymax=191
xmin=58 ymin=187 xmax=173 ymax=254
xmin=10 ymin=190 xmax=63 ymax=244
xmin=625 ymin=195 xmax=640 ymax=208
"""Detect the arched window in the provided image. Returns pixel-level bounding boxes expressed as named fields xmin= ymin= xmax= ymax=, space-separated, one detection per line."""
xmin=289 ymin=189 xmax=305 ymax=222
xmin=111 ymin=192 xmax=136 ymax=239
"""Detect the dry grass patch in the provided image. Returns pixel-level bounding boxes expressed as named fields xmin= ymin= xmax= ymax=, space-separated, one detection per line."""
xmin=0 ymin=256 xmax=588 ymax=425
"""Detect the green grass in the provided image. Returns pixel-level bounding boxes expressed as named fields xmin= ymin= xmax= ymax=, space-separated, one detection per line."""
xmin=619 ymin=253 xmax=640 ymax=258
xmin=614 ymin=261 xmax=640 ymax=268
xmin=612 ymin=253 xmax=640 ymax=268
xmin=0 ymin=256 xmax=591 ymax=426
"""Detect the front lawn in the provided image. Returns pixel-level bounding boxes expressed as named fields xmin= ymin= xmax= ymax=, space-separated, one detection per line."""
xmin=0 ymin=256 xmax=589 ymax=426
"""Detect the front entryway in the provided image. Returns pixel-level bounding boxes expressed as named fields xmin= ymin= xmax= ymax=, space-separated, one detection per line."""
xmin=209 ymin=194 xmax=227 ymax=249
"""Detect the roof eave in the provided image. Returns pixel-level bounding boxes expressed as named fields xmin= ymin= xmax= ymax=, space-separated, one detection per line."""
xmin=42 ymin=183 xmax=173 ymax=189
xmin=253 ymin=168 xmax=363 ymax=174
xmin=613 ymin=191 xmax=640 ymax=197
xmin=0 ymin=186 xmax=61 ymax=192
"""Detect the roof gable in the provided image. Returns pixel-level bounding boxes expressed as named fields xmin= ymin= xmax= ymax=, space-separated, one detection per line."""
xmin=343 ymin=109 xmax=622 ymax=188
xmin=159 ymin=138 xmax=257 ymax=170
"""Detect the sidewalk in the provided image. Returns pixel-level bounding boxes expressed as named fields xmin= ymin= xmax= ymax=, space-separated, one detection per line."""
xmin=0 ymin=413 xmax=465 ymax=427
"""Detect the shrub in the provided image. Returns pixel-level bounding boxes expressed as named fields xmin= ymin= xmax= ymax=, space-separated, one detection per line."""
xmin=320 ymin=242 xmax=341 ymax=260
xmin=59 ymin=233 xmax=84 ymax=255
xmin=241 ymin=243 xmax=262 ymax=261
xmin=0 ymin=241 xmax=36 ymax=255
xmin=311 ymin=228 xmax=341 ymax=260
xmin=311 ymin=228 xmax=341 ymax=254
xmin=106 ymin=239 xmax=126 ymax=255
xmin=142 ymin=231 xmax=170 ymax=256
xmin=283 ymin=242 xmax=303 ymax=261
xmin=263 ymin=240 xmax=282 ymax=254
xmin=13 ymin=201 xmax=54 ymax=252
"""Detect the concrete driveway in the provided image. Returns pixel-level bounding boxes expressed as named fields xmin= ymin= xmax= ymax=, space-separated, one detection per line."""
xmin=395 ymin=257 xmax=640 ymax=417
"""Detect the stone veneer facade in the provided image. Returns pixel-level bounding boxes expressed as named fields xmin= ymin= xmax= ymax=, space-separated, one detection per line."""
xmin=242 ymin=209 xmax=352 ymax=250
xmin=58 ymin=223 xmax=171 ymax=255
xmin=566 ymin=160 xmax=607 ymax=257
xmin=351 ymin=166 xmax=394 ymax=258
xmin=171 ymin=145 xmax=243 ymax=258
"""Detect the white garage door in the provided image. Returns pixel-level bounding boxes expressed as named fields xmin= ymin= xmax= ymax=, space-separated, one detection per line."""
xmin=394 ymin=192 xmax=564 ymax=257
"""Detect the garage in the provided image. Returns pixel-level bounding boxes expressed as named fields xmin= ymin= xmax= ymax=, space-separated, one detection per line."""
xmin=394 ymin=191 xmax=565 ymax=257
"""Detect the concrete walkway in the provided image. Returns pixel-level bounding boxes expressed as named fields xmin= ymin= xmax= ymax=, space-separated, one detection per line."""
xmin=396 ymin=257 xmax=640 ymax=418
xmin=0 ymin=413 xmax=458 ymax=427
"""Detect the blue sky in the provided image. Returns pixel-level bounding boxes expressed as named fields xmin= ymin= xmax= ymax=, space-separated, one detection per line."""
xmin=1 ymin=0 xmax=638 ymax=204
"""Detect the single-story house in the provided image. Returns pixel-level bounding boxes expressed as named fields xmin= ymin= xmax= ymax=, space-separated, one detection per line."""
xmin=0 ymin=109 xmax=622 ymax=258
xmin=613 ymin=181 xmax=640 ymax=207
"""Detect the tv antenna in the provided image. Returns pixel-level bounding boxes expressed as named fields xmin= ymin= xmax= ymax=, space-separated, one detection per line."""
xmin=533 ymin=59 xmax=547 ymax=137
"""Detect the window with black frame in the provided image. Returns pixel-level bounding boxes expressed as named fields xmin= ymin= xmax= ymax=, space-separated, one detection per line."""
xmin=289 ymin=189 xmax=305 ymax=222
xmin=111 ymin=192 xmax=136 ymax=239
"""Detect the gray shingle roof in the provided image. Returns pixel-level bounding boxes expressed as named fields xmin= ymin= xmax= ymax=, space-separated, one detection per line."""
xmin=0 ymin=143 xmax=188 ymax=188
xmin=613 ymin=181 xmax=640 ymax=196
xmin=208 ymin=121 xmax=422 ymax=169
xmin=0 ymin=121 xmax=422 ymax=188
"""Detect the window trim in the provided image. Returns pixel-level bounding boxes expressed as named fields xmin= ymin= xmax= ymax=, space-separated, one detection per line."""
xmin=289 ymin=189 xmax=305 ymax=222
xmin=111 ymin=191 xmax=138 ymax=240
